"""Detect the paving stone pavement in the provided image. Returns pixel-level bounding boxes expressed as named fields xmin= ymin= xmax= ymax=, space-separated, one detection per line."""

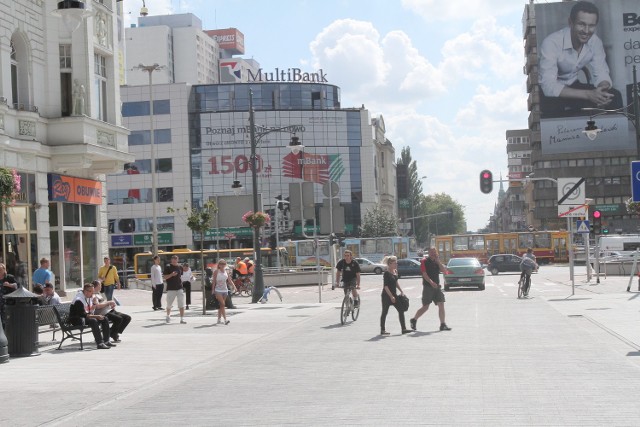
xmin=3 ymin=270 xmax=640 ymax=426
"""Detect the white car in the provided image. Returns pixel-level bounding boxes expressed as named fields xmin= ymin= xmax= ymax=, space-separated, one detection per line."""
xmin=355 ymin=258 xmax=387 ymax=275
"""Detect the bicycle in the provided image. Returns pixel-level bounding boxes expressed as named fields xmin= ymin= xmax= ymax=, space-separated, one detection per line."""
xmin=518 ymin=272 xmax=532 ymax=299
xmin=257 ymin=286 xmax=283 ymax=304
xmin=233 ymin=275 xmax=253 ymax=297
xmin=340 ymin=284 xmax=360 ymax=325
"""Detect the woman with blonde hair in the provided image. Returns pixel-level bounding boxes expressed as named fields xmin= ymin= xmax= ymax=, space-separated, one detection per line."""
xmin=213 ymin=259 xmax=234 ymax=325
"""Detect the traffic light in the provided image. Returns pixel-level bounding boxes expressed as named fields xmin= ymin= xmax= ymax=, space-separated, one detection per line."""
xmin=329 ymin=233 xmax=336 ymax=246
xmin=447 ymin=208 xmax=454 ymax=219
xmin=268 ymin=234 xmax=277 ymax=250
xmin=338 ymin=236 xmax=345 ymax=247
xmin=602 ymin=227 xmax=609 ymax=234
xmin=480 ymin=170 xmax=493 ymax=194
xmin=592 ymin=210 xmax=602 ymax=234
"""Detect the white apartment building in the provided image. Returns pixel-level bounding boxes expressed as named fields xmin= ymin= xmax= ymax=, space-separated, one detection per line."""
xmin=0 ymin=0 xmax=133 ymax=292
xmin=125 ymin=13 xmax=222 ymax=86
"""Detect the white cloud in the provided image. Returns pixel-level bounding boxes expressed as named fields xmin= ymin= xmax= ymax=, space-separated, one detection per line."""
xmin=309 ymin=19 xmax=445 ymax=110
xmin=440 ymin=17 xmax=524 ymax=84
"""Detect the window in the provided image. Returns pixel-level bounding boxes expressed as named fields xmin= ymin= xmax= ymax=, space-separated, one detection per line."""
xmin=60 ymin=44 xmax=72 ymax=116
xmin=128 ymin=129 xmax=172 ymax=146
xmin=10 ymin=40 xmax=18 ymax=106
xmin=121 ymin=100 xmax=171 ymax=117
xmin=157 ymin=188 xmax=173 ymax=202
xmin=94 ymin=54 xmax=108 ymax=121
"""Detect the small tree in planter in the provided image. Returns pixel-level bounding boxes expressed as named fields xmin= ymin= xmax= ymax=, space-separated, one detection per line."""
xmin=167 ymin=200 xmax=218 ymax=315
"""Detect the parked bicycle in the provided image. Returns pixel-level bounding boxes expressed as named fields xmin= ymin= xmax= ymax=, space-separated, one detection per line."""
xmin=340 ymin=284 xmax=360 ymax=325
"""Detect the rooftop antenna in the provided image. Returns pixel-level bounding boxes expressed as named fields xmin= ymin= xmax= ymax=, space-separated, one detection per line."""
xmin=140 ymin=0 xmax=148 ymax=17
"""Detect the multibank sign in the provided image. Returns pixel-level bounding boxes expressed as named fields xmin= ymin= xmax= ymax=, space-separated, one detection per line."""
xmin=219 ymin=62 xmax=328 ymax=83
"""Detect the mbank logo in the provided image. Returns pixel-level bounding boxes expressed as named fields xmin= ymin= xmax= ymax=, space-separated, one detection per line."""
xmin=282 ymin=153 xmax=344 ymax=184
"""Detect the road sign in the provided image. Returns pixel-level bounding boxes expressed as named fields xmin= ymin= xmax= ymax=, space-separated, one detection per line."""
xmin=576 ymin=220 xmax=590 ymax=234
xmin=557 ymin=177 xmax=586 ymax=217
xmin=631 ymin=161 xmax=640 ymax=202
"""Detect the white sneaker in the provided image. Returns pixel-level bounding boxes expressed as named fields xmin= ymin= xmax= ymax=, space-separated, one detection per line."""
xmin=180 ymin=318 xmax=187 ymax=324
xmin=165 ymin=316 xmax=170 ymax=323
xmin=217 ymin=319 xmax=222 ymax=324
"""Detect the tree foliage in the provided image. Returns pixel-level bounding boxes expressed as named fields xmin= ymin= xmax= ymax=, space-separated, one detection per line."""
xmin=360 ymin=204 xmax=398 ymax=237
xmin=414 ymin=193 xmax=465 ymax=245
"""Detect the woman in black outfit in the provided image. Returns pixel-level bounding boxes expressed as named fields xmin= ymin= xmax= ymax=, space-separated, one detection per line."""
xmin=380 ymin=256 xmax=412 ymax=335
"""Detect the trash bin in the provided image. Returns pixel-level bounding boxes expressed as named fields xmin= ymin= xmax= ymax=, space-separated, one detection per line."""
xmin=4 ymin=287 xmax=40 ymax=357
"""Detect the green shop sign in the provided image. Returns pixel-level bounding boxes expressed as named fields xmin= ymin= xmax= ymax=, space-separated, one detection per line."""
xmin=594 ymin=204 xmax=623 ymax=214
xmin=133 ymin=232 xmax=173 ymax=245
xmin=204 ymin=227 xmax=254 ymax=238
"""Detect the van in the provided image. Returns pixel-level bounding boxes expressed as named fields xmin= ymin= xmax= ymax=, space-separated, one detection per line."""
xmin=598 ymin=235 xmax=640 ymax=253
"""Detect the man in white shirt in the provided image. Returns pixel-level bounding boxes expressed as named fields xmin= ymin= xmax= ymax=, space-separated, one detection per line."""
xmin=42 ymin=283 xmax=62 ymax=305
xmin=538 ymin=1 xmax=622 ymax=118
xmin=150 ymin=255 xmax=164 ymax=311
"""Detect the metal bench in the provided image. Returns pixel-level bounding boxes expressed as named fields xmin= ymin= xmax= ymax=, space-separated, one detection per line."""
xmin=52 ymin=303 xmax=93 ymax=350
xmin=36 ymin=303 xmax=68 ymax=341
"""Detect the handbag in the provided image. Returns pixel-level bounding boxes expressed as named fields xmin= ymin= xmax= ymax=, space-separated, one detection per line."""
xmin=396 ymin=294 xmax=410 ymax=312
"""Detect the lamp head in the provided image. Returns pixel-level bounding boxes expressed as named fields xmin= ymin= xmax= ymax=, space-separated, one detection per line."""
xmin=52 ymin=1 xmax=92 ymax=33
xmin=289 ymin=135 xmax=304 ymax=155
xmin=231 ymin=180 xmax=243 ymax=196
xmin=583 ymin=120 xmax=601 ymax=141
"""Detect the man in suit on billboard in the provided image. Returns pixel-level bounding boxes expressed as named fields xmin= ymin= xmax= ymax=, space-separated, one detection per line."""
xmin=539 ymin=1 xmax=622 ymax=118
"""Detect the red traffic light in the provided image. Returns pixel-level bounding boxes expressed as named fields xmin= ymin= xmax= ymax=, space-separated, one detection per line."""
xmin=593 ymin=210 xmax=601 ymax=219
xmin=480 ymin=170 xmax=493 ymax=194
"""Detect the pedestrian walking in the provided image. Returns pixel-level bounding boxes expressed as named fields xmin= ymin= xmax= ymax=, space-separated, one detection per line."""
xmin=164 ymin=255 xmax=186 ymax=324
xmin=409 ymin=247 xmax=451 ymax=332
xmin=150 ymin=255 xmax=164 ymax=311
xmin=97 ymin=257 xmax=120 ymax=301
xmin=32 ymin=257 xmax=54 ymax=287
xmin=180 ymin=262 xmax=195 ymax=310
xmin=213 ymin=259 xmax=234 ymax=325
xmin=380 ymin=256 xmax=412 ymax=335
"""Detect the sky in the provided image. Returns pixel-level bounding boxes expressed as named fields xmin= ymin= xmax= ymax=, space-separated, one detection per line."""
xmin=123 ymin=0 xmax=533 ymax=231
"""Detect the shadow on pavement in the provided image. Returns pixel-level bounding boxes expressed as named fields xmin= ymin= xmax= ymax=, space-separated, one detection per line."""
xmin=321 ymin=323 xmax=349 ymax=330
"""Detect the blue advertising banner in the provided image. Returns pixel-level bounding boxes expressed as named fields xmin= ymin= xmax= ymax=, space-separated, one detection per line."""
xmin=111 ymin=235 xmax=133 ymax=247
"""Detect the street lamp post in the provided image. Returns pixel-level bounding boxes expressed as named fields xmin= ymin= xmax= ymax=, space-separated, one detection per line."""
xmin=275 ymin=200 xmax=290 ymax=270
xmin=582 ymin=65 xmax=640 ymax=156
xmin=411 ymin=175 xmax=427 ymax=236
xmin=234 ymin=90 xmax=304 ymax=303
xmin=135 ymin=63 xmax=165 ymax=255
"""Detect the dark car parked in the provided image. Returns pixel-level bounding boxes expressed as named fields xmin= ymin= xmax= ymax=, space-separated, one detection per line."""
xmin=396 ymin=258 xmax=422 ymax=278
xmin=487 ymin=254 xmax=522 ymax=275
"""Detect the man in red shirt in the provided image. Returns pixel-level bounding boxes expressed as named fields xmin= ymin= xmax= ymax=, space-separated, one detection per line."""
xmin=409 ymin=247 xmax=451 ymax=332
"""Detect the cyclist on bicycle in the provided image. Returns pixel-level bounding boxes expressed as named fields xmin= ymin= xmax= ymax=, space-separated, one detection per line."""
xmin=335 ymin=250 xmax=361 ymax=307
xmin=244 ymin=257 xmax=254 ymax=278
xmin=519 ymin=248 xmax=538 ymax=296
xmin=233 ymin=257 xmax=248 ymax=280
